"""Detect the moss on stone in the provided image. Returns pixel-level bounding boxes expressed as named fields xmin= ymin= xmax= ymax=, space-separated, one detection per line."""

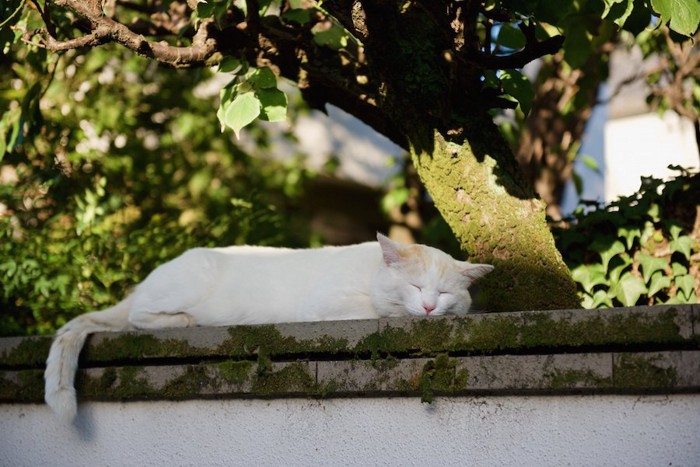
xmin=520 ymin=309 xmax=685 ymax=348
xmin=251 ymin=362 xmax=317 ymax=395
xmin=216 ymin=360 xmax=254 ymax=385
xmin=218 ymin=325 xmax=350 ymax=359
xmin=0 ymin=337 xmax=52 ymax=368
xmin=614 ymin=353 xmax=678 ymax=389
xmin=83 ymin=333 xmax=202 ymax=362
xmin=419 ymin=354 xmax=458 ymax=403
xmin=0 ymin=370 xmax=44 ymax=402
xmin=546 ymin=368 xmax=612 ymax=390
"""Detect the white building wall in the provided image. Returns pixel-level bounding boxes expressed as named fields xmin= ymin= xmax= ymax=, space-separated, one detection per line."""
xmin=604 ymin=111 xmax=699 ymax=203
xmin=2 ymin=395 xmax=700 ymax=466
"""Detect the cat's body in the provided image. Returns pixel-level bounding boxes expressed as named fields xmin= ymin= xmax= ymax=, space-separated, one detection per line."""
xmin=44 ymin=234 xmax=493 ymax=422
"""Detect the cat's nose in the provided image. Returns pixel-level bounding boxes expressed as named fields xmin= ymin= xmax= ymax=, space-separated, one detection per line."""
xmin=423 ymin=303 xmax=435 ymax=315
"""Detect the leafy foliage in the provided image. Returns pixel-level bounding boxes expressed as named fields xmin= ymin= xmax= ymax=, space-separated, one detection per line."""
xmin=0 ymin=42 xmax=316 ymax=336
xmin=554 ymin=169 xmax=699 ymax=308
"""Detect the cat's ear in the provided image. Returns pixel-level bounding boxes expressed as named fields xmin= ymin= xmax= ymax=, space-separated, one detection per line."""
xmin=377 ymin=233 xmax=404 ymax=266
xmin=460 ymin=263 xmax=494 ymax=285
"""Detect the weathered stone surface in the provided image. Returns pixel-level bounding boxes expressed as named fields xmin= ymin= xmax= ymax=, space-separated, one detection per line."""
xmin=1 ymin=306 xmax=698 ymax=404
xmin=458 ymin=353 xmax=613 ymax=391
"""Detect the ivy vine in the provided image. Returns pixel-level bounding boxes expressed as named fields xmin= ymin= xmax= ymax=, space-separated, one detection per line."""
xmin=554 ymin=168 xmax=699 ymax=308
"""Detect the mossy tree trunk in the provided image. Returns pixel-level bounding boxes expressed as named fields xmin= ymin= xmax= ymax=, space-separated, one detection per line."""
xmin=407 ymin=120 xmax=580 ymax=311
xmin=353 ymin=2 xmax=581 ymax=311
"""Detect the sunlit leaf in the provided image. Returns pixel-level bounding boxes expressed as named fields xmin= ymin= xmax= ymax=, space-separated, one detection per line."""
xmin=674 ymin=274 xmax=695 ymax=300
xmin=249 ymin=67 xmax=278 ymax=89
xmin=610 ymin=272 xmax=647 ymax=306
xmin=669 ymin=235 xmax=692 ymax=259
xmin=636 ymin=252 xmax=668 ymax=283
xmin=647 ymin=271 xmax=671 ymax=297
xmin=224 ymin=91 xmax=261 ymax=138
xmin=650 ymin=0 xmax=700 ymax=36
xmin=257 ymin=88 xmax=288 ymax=122
xmin=571 ymin=263 xmax=607 ymax=294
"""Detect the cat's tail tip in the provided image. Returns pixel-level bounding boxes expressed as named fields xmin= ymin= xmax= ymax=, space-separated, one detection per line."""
xmin=45 ymin=387 xmax=77 ymax=423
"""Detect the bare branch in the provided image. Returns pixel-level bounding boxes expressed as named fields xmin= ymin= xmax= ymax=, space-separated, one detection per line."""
xmin=31 ymin=0 xmax=220 ymax=67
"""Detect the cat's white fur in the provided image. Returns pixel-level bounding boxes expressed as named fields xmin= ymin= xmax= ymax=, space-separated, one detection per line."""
xmin=44 ymin=233 xmax=493 ymax=422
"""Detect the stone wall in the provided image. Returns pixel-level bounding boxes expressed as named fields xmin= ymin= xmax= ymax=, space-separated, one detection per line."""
xmin=1 ymin=305 xmax=699 ymax=465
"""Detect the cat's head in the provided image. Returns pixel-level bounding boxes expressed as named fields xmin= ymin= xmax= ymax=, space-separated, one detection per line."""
xmin=371 ymin=233 xmax=494 ymax=317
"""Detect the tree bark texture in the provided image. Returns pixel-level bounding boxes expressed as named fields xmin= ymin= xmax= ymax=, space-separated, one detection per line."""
xmin=407 ymin=118 xmax=580 ymax=311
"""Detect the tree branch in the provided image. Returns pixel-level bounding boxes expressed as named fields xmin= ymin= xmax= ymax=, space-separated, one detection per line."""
xmin=466 ymin=22 xmax=564 ymax=70
xmin=31 ymin=0 xmax=219 ymax=68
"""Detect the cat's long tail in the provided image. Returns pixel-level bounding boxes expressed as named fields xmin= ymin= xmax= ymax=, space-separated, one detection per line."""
xmin=44 ymin=296 xmax=133 ymax=423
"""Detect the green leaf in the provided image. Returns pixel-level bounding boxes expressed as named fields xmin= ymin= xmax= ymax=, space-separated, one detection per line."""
xmin=610 ymin=272 xmax=648 ymax=306
xmin=216 ymin=83 xmax=237 ymax=132
xmin=669 ymin=223 xmax=683 ymax=240
xmin=674 ymin=274 xmax=695 ymax=299
xmin=312 ymin=23 xmax=349 ymax=50
xmin=282 ymin=8 xmax=313 ymax=25
xmin=604 ymin=0 xmax=636 ymax=27
xmin=636 ymin=252 xmax=669 ymax=283
xmin=582 ymin=289 xmax=613 ymax=309
xmin=671 ymin=262 xmax=688 ymax=276
xmin=500 ymin=69 xmax=534 ymax=116
xmin=608 ymin=254 xmax=633 ymax=285
xmin=617 ymin=226 xmax=641 ymax=250
xmin=562 ymin=22 xmax=592 ymax=68
xmin=571 ymin=263 xmax=607 ymax=294
xmin=669 ymin=235 xmax=693 ymax=259
xmin=496 ymin=23 xmax=526 ymax=50
xmin=224 ymin=92 xmax=261 ymax=138
xmin=218 ymin=56 xmax=245 ymax=74
xmin=580 ymin=154 xmax=600 ymax=172
xmin=647 ymin=271 xmax=671 ymax=297
xmin=591 ymin=239 xmax=626 ymax=273
xmin=249 ymin=67 xmax=278 ymax=89
xmin=650 ymin=0 xmax=700 ymax=36
xmin=257 ymin=88 xmax=288 ymax=122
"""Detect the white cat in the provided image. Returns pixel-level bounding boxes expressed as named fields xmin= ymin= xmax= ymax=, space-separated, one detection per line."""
xmin=44 ymin=233 xmax=493 ymax=422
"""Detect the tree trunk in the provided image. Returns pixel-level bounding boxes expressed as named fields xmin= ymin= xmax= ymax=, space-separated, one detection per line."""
xmin=407 ymin=116 xmax=581 ymax=311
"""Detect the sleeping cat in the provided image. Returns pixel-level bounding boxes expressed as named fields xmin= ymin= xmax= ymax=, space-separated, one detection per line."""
xmin=44 ymin=233 xmax=493 ymax=422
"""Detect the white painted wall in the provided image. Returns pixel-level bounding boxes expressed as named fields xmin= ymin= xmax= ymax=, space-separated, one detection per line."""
xmin=3 ymin=395 xmax=700 ymax=466
xmin=604 ymin=111 xmax=699 ymax=203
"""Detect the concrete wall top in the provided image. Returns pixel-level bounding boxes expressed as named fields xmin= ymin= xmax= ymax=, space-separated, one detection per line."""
xmin=1 ymin=304 xmax=698 ymax=404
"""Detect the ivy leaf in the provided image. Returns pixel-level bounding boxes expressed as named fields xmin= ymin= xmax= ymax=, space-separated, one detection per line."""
xmin=650 ymin=0 xmax=700 ymax=36
xmin=609 ymin=272 xmax=647 ymax=306
xmin=500 ymin=69 xmax=534 ymax=116
xmin=617 ymin=226 xmax=641 ymax=250
xmin=608 ymin=254 xmax=633 ymax=285
xmin=591 ymin=239 xmax=626 ymax=273
xmin=671 ymin=262 xmax=688 ymax=276
xmin=224 ymin=92 xmax=261 ymax=138
xmin=636 ymin=252 xmax=669 ymax=283
xmin=257 ymin=88 xmax=288 ymax=122
xmin=582 ymin=289 xmax=613 ymax=309
xmin=669 ymin=223 xmax=683 ymax=241
xmin=674 ymin=274 xmax=695 ymax=300
xmin=669 ymin=235 xmax=692 ymax=259
xmin=647 ymin=271 xmax=671 ymax=297
xmin=571 ymin=263 xmax=607 ymax=294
